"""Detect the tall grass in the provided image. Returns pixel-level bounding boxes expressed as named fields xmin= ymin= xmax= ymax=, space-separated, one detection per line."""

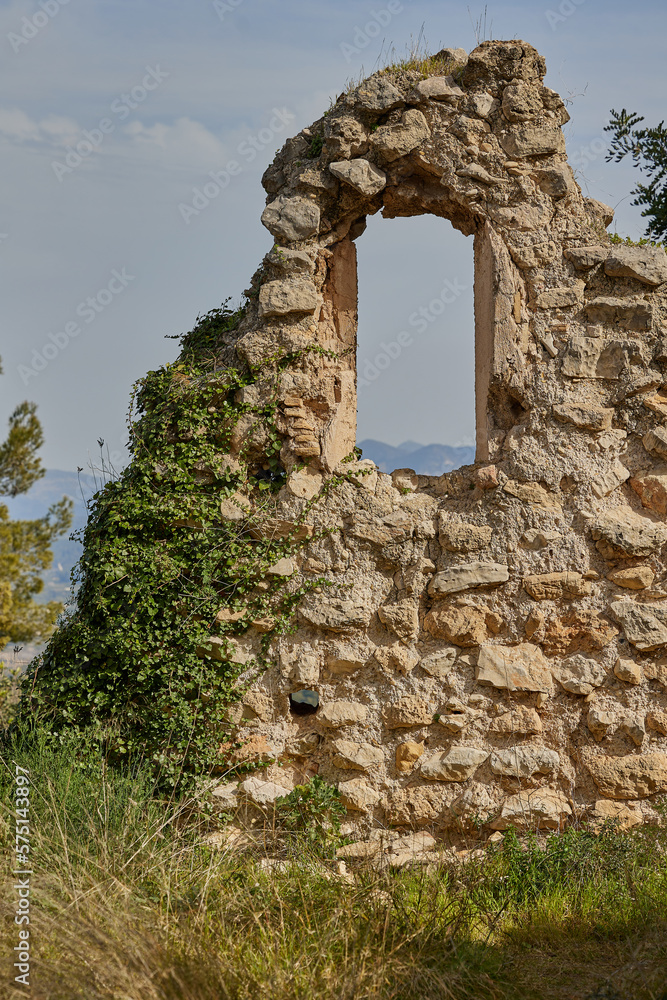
xmin=1 ymin=729 xmax=667 ymax=1000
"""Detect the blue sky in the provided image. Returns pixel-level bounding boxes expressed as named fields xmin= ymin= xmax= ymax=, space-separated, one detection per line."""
xmin=1 ymin=0 xmax=665 ymax=468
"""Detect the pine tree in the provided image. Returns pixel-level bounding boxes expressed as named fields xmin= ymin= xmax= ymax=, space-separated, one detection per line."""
xmin=606 ymin=109 xmax=667 ymax=240
xmin=0 ymin=359 xmax=72 ymax=648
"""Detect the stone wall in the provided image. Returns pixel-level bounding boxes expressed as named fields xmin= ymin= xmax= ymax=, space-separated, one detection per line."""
xmin=210 ymin=40 xmax=667 ymax=835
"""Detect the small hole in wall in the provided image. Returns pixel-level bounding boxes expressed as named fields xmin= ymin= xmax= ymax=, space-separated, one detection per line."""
xmin=289 ymin=690 xmax=319 ymax=716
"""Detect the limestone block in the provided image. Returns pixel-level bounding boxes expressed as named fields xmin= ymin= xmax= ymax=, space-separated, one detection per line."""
xmin=267 ymin=557 xmax=296 ymax=577
xmin=503 ymin=480 xmax=561 ymax=510
xmin=610 ymin=600 xmax=667 ymax=651
xmin=583 ymin=750 xmax=667 ymax=799
xmin=220 ymin=493 xmax=251 ymax=521
xmin=535 ymin=285 xmax=583 ymax=309
xmin=490 ymin=746 xmax=560 ymax=778
xmin=335 ymin=839 xmax=381 ymax=859
xmin=429 ymin=562 xmax=509 ymax=597
xmin=328 ymin=158 xmax=387 ymax=196
xmin=299 ymin=597 xmax=371 ymax=631
xmin=533 ymin=164 xmax=576 ymax=198
xmin=456 ymin=163 xmax=507 ymax=185
xmin=590 ymin=799 xmax=643 ymax=831
xmin=490 ymin=788 xmax=571 ymax=830
xmin=561 ymin=335 xmax=625 ymax=379
xmin=267 ymin=247 xmax=315 ymax=275
xmin=587 ymin=705 xmax=617 ymax=741
xmin=258 ymin=279 xmax=318 ymax=318
xmin=261 ymin=195 xmax=320 ymax=242
xmin=396 ymin=741 xmax=425 ymax=773
xmin=338 ymin=778 xmax=381 ymax=812
xmin=286 ymin=468 xmax=323 ymax=500
xmin=630 ymin=467 xmax=667 ymax=515
xmin=384 ymin=696 xmax=433 ymax=729
xmin=391 ymin=468 xmax=419 ymax=492
xmin=351 ymin=75 xmax=404 ymax=116
xmin=451 ymin=782 xmax=502 ymax=823
xmin=420 ymin=648 xmax=458 ymax=678
xmin=414 ymin=75 xmax=464 ymax=101
xmin=620 ymin=715 xmax=645 ymax=746
xmin=318 ymin=701 xmax=368 ymax=727
xmin=240 ymin=777 xmax=292 ymax=807
xmin=523 ymin=572 xmax=591 ymax=601
xmin=288 ymin=653 xmax=320 ymax=687
xmin=647 ymin=710 xmax=667 ymax=735
xmin=521 ymin=529 xmax=561 ymax=550
xmin=476 ymin=465 xmax=499 ymax=489
xmin=591 ymin=508 xmax=667 ymax=558
xmin=374 ymin=643 xmax=420 ymax=676
xmin=332 ymin=740 xmax=384 ymax=771
xmin=322 ymin=116 xmax=370 ymax=160
xmin=421 ymin=747 xmax=489 ymax=782
xmin=540 ymin=609 xmax=618 ymax=657
xmin=564 ymin=245 xmax=609 ymax=269
xmin=370 ymin=109 xmax=431 ymax=161
xmin=608 ymin=566 xmax=654 ymax=591
xmin=378 ymin=600 xmax=420 ymax=640
xmin=592 ymin=461 xmax=630 ymax=498
xmin=643 ymin=426 xmax=667 ymax=460
xmin=501 ymin=81 xmax=543 ymax=121
xmin=553 ymin=654 xmax=606 ymax=695
xmin=604 ymin=246 xmax=667 ymax=286
xmin=498 ymin=123 xmax=565 ymax=158
xmin=476 ymin=643 xmax=553 ymax=693
xmin=325 ymin=645 xmax=367 ymax=674
xmin=469 ymin=92 xmax=497 ymax=117
xmin=583 ymin=297 xmax=653 ymax=332
xmin=438 ymin=518 xmax=493 ymax=552
xmin=210 ymin=781 xmax=239 ymax=811
xmin=489 ymin=706 xmax=543 ymax=736
xmin=552 ymin=403 xmax=614 ymax=432
xmin=386 ymin=785 xmax=450 ymax=825
xmin=508 ymin=240 xmax=558 ymax=269
xmin=424 ymin=605 xmax=490 ymax=646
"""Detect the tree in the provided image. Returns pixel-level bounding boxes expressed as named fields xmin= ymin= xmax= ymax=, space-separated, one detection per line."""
xmin=0 ymin=359 xmax=72 ymax=648
xmin=606 ymin=109 xmax=667 ymax=240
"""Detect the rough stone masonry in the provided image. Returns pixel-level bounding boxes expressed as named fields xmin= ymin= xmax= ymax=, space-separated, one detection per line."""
xmin=209 ymin=40 xmax=667 ymax=836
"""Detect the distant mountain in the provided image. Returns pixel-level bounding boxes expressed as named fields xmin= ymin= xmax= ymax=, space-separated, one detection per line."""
xmin=3 ymin=469 xmax=100 ymax=604
xmin=358 ymin=439 xmax=476 ymax=476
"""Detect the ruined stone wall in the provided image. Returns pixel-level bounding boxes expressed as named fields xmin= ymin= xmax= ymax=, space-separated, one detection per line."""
xmin=213 ymin=41 xmax=667 ymax=836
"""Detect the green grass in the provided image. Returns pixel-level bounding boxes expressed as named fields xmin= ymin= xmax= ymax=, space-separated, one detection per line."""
xmin=1 ymin=729 xmax=667 ymax=999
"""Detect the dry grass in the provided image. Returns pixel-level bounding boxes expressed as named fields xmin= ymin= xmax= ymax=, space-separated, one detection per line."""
xmin=1 ymin=730 xmax=667 ymax=1000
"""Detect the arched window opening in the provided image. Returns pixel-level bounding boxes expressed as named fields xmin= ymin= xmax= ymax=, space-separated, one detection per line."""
xmin=289 ymin=690 xmax=319 ymax=716
xmin=355 ymin=213 xmax=475 ymax=477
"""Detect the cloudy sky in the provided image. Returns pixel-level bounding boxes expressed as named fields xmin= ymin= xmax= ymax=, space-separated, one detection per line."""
xmin=1 ymin=0 xmax=665 ymax=471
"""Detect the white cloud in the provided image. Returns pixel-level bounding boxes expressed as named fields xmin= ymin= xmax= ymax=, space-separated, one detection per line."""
xmin=124 ymin=116 xmax=228 ymax=166
xmin=0 ymin=108 xmax=79 ymax=145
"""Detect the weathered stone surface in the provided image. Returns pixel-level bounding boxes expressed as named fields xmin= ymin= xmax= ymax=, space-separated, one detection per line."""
xmin=583 ymin=751 xmax=667 ymax=799
xmin=391 ymin=468 xmax=419 ymax=492
xmin=258 ymin=279 xmax=318 ymax=318
xmin=614 ymin=656 xmax=643 ymax=684
xmin=261 ymin=195 xmax=320 ymax=242
xmin=318 ymin=701 xmax=368 ymax=727
xmin=374 ymin=643 xmax=420 ymax=676
xmin=630 ymin=467 xmax=667 ymax=515
xmin=499 ymin=123 xmax=565 ymax=158
xmin=267 ymin=557 xmax=296 ymax=577
xmin=325 ymin=645 xmax=367 ymax=674
xmin=589 ymin=799 xmax=643 ymax=831
xmin=591 ymin=460 xmax=630 ymax=499
xmin=240 ymin=777 xmax=292 ymax=807
xmin=643 ymin=426 xmax=667 ymax=460
xmin=384 ymin=696 xmax=433 ymax=729
xmin=220 ymin=492 xmax=251 ymax=521
xmin=490 ymin=789 xmax=571 ymax=830
xmin=604 ymin=246 xmax=667 ymax=286
xmin=421 ymin=746 xmax=489 ymax=782
xmin=587 ymin=705 xmax=617 ymax=741
xmin=386 ymin=785 xmax=450 ymax=825
xmin=286 ymin=467 xmax=323 ymax=500
xmin=338 ymin=778 xmax=380 ymax=812
xmin=536 ymin=285 xmax=583 ymax=309
xmin=370 ymin=109 xmax=430 ymax=161
xmin=420 ymin=648 xmax=458 ymax=678
xmin=424 ymin=605 xmax=490 ymax=646
xmin=610 ymin=599 xmax=667 ymax=651
xmin=647 ymin=710 xmax=667 ymax=735
xmin=328 ymin=158 xmax=387 ymax=196
xmin=332 ymin=739 xmax=384 ymax=770
xmin=429 ymin=562 xmax=509 ymax=597
xmin=608 ymin=566 xmax=654 ymax=590
xmin=490 ymin=746 xmax=560 ymax=778
xmin=523 ymin=572 xmax=592 ymax=601
xmin=583 ymin=297 xmax=653 ymax=332
xmin=396 ymin=741 xmax=425 ymax=773
xmin=553 ymin=654 xmax=606 ymax=695
xmin=503 ymin=480 xmax=561 ymax=510
xmin=351 ymin=75 xmax=404 ymax=116
xmin=620 ymin=715 xmax=645 ymax=746
xmin=521 ymin=528 xmax=561 ymax=550
xmin=299 ymin=598 xmax=372 ymax=631
xmin=489 ymin=706 xmax=543 ymax=736
xmin=591 ymin=508 xmax=667 ymax=558
xmin=378 ymin=601 xmax=419 ymax=640
xmin=414 ymin=75 xmax=464 ymax=101
xmin=267 ymin=246 xmax=315 ymax=275
xmin=564 ymin=245 xmax=609 ymax=269
xmin=561 ymin=335 xmax=626 ymax=379
xmin=476 ymin=643 xmax=552 ymax=693
xmin=438 ymin=519 xmax=493 ymax=552
xmin=552 ymin=402 xmax=614 ymax=431
xmin=476 ymin=465 xmax=499 ymax=489
xmin=540 ymin=610 xmax=618 ymax=657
